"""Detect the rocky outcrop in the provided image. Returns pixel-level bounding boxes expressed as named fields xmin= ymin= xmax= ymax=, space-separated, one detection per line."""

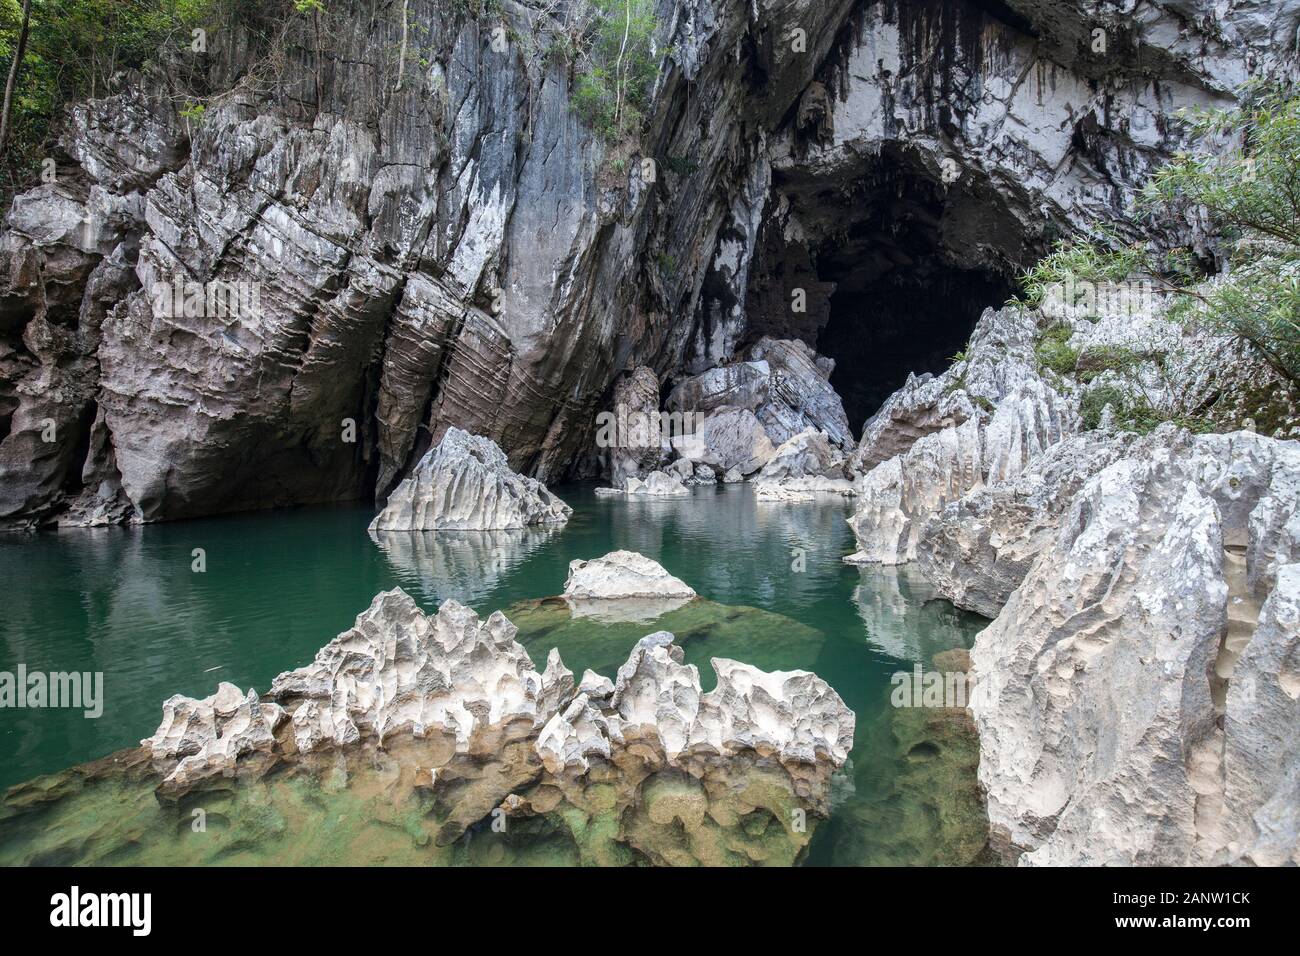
xmin=605 ymin=367 xmax=664 ymax=488
xmin=539 ymin=631 xmax=855 ymax=784
xmin=670 ymin=407 xmax=777 ymax=477
xmin=369 ymin=428 xmax=570 ymax=532
xmin=3 ymin=1 xmax=1293 ymax=526
xmin=915 ymin=432 xmax=1138 ymax=616
xmin=562 ymin=551 xmax=696 ymax=602
xmin=600 ymin=470 xmax=690 ymax=497
xmin=756 ymin=427 xmax=849 ymax=482
xmin=139 ymin=579 xmax=855 ymax=861
xmin=847 ymin=388 xmax=1075 ymax=564
xmin=969 ymin=427 xmax=1300 ymax=865
xmin=666 ymin=337 xmax=853 ymax=451
xmin=143 ymin=682 xmax=286 ymax=790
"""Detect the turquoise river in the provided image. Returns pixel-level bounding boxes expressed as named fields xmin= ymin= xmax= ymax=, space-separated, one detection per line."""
xmin=0 ymin=484 xmax=991 ymax=866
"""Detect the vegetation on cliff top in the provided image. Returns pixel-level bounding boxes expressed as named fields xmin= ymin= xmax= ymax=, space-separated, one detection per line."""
xmin=1020 ymin=83 xmax=1300 ymax=389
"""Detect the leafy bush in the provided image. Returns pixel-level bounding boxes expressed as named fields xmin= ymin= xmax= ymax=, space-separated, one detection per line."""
xmin=567 ymin=0 xmax=659 ymax=142
xmin=1035 ymin=323 xmax=1079 ymax=375
xmin=1018 ymin=83 xmax=1300 ymax=386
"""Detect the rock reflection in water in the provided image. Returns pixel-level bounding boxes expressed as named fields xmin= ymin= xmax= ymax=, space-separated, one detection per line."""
xmin=369 ymin=526 xmax=559 ymax=605
xmin=853 ymin=564 xmax=988 ymax=663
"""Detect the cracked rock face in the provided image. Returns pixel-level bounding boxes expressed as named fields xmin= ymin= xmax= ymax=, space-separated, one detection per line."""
xmin=369 ymin=427 xmax=571 ymax=531
xmin=2 ymin=1 xmax=1293 ymax=525
xmin=969 ymin=427 xmax=1300 ymax=865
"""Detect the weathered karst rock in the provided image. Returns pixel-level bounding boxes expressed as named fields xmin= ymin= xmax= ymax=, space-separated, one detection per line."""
xmin=369 ymin=428 xmax=571 ymax=532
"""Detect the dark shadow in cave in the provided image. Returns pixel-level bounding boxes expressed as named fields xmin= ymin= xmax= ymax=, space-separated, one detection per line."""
xmin=819 ymin=262 xmax=1012 ymax=433
xmin=746 ymin=143 xmax=1028 ymax=436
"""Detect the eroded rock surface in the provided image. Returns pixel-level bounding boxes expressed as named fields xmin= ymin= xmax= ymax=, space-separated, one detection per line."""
xmin=135 ymin=578 xmax=854 ymax=862
xmin=562 ymin=550 xmax=696 ymax=601
xmin=369 ymin=428 xmax=570 ymax=532
xmin=969 ymin=427 xmax=1300 ymax=865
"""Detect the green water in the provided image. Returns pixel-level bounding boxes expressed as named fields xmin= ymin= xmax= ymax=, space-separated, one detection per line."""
xmin=0 ymin=484 xmax=989 ymax=865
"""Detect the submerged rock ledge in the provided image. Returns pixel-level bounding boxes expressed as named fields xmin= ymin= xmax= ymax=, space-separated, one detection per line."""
xmin=140 ymin=570 xmax=854 ymax=851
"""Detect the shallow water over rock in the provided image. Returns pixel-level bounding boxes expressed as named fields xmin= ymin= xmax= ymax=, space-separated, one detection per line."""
xmin=0 ymin=485 xmax=990 ymax=865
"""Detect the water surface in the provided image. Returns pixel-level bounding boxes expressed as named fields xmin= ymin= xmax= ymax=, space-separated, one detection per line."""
xmin=0 ymin=484 xmax=988 ymax=865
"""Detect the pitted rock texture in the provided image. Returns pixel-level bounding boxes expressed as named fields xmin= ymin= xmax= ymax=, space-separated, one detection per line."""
xmin=539 ymin=631 xmax=856 ymax=778
xmin=369 ymin=427 xmax=570 ymax=531
xmin=6 ymin=0 xmax=1290 ymax=526
xmin=916 ymin=432 xmax=1139 ymax=616
xmin=969 ymin=426 xmax=1300 ymax=865
xmin=143 ymin=682 xmax=286 ymax=790
xmin=141 ymin=580 xmax=855 ymax=832
xmin=562 ymin=550 xmax=697 ymax=601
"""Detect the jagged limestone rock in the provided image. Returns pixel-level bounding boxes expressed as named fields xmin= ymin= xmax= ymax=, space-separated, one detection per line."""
xmin=969 ymin=427 xmax=1300 ymax=865
xmin=369 ymin=428 xmax=571 ymax=532
xmin=260 ymin=590 xmax=558 ymax=754
xmin=916 ymin=432 xmax=1139 ymax=616
xmin=845 ymin=310 xmax=1076 ymax=565
xmin=142 ymin=682 xmax=286 ymax=789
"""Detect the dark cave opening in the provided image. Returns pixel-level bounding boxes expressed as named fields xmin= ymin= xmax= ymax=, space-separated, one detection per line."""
xmin=745 ymin=143 xmax=1029 ymax=436
xmin=819 ymin=260 xmax=1012 ymax=433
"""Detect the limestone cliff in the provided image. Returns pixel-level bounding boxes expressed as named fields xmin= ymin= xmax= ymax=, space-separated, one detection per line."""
xmin=3 ymin=0 xmax=1295 ymax=525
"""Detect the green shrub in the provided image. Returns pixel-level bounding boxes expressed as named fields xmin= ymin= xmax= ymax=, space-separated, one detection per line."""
xmin=1018 ymin=83 xmax=1300 ymax=387
xmin=1035 ymin=324 xmax=1080 ymax=375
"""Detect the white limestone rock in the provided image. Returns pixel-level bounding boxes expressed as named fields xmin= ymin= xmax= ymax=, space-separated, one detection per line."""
xmin=969 ymin=427 xmax=1300 ymax=866
xmin=851 ymin=306 xmax=1045 ymax=472
xmin=369 ymin=428 xmax=571 ymax=531
xmin=1222 ymin=563 xmax=1300 ymax=866
xmin=627 ymin=471 xmax=690 ymax=496
xmin=142 ymin=682 xmax=286 ymax=788
xmin=577 ymin=669 xmax=615 ymax=703
xmin=915 ymin=431 xmax=1139 ymax=616
xmin=562 ymin=551 xmax=696 ymax=601
xmin=846 ymin=378 xmax=1075 ymax=565
xmin=665 ymin=337 xmax=853 ymax=450
xmin=536 ymin=694 xmax=619 ymax=774
xmin=755 ymin=476 xmax=856 ymax=501
xmin=266 ymin=589 xmax=564 ymax=751
xmin=756 ymin=427 xmax=849 ymax=482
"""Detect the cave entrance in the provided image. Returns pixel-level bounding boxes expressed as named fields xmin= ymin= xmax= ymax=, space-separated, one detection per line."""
xmin=745 ymin=143 xmax=1030 ymax=436
xmin=818 ymin=251 xmax=1013 ymax=433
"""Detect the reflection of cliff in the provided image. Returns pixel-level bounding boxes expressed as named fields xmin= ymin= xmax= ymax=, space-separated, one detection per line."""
xmin=853 ymin=564 xmax=986 ymax=663
xmin=369 ymin=526 xmax=560 ymax=606
xmin=595 ymin=485 xmax=857 ymax=609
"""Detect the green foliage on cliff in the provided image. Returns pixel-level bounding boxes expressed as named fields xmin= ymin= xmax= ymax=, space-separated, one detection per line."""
xmin=0 ymin=0 xmax=215 ymax=210
xmin=1019 ymin=83 xmax=1300 ymax=387
xmin=568 ymin=0 xmax=660 ymax=142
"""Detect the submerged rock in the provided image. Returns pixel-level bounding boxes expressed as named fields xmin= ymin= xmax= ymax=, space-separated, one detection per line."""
xmin=369 ymin=428 xmax=571 ymax=532
xmin=128 ymin=575 xmax=855 ymax=863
